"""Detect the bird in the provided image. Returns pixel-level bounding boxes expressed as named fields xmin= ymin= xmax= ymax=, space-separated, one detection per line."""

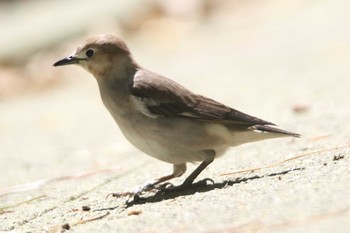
xmin=53 ymin=34 xmax=300 ymax=197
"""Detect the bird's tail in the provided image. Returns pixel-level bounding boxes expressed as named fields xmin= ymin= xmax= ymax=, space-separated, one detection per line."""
xmin=249 ymin=125 xmax=301 ymax=138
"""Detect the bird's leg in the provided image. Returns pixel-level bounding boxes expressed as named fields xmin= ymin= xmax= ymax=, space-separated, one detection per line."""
xmin=107 ymin=164 xmax=186 ymax=198
xmin=145 ymin=160 xmax=215 ymax=196
xmin=160 ymin=150 xmax=216 ymax=192
xmin=181 ymin=159 xmax=214 ymax=187
xmin=107 ymin=151 xmax=215 ymax=198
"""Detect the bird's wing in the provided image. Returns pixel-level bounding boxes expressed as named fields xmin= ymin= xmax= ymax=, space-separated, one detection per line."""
xmin=131 ymin=70 xmax=274 ymax=126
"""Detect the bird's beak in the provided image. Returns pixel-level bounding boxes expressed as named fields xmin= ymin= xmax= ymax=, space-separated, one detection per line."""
xmin=53 ymin=56 xmax=85 ymax=66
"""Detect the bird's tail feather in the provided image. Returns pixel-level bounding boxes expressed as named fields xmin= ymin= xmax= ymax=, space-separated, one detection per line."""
xmin=250 ymin=125 xmax=300 ymax=138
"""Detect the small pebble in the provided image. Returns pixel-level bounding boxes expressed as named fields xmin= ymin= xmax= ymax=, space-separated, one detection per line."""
xmin=333 ymin=155 xmax=345 ymax=161
xmin=61 ymin=223 xmax=70 ymax=230
xmin=82 ymin=205 xmax=91 ymax=211
xmin=127 ymin=209 xmax=142 ymax=216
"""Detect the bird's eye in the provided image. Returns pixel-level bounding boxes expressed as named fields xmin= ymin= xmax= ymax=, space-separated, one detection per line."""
xmin=85 ymin=49 xmax=94 ymax=58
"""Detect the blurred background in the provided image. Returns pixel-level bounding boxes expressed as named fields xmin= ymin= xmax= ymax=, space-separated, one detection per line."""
xmin=1 ymin=0 xmax=349 ymax=187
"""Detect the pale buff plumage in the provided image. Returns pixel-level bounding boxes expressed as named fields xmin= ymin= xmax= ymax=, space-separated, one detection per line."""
xmin=54 ymin=34 xmax=299 ymax=196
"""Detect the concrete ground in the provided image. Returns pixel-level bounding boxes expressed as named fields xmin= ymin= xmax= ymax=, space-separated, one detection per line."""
xmin=0 ymin=0 xmax=349 ymax=232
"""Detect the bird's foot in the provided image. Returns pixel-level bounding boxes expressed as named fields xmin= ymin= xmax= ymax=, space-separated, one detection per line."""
xmin=157 ymin=178 xmax=215 ymax=194
xmin=106 ymin=178 xmax=215 ymax=200
xmin=193 ymin=178 xmax=215 ymax=187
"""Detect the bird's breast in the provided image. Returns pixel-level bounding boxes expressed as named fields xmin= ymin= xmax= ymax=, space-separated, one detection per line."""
xmin=98 ymin=85 xmax=231 ymax=164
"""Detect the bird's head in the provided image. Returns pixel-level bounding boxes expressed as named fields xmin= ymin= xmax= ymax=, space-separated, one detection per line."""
xmin=53 ymin=34 xmax=136 ymax=79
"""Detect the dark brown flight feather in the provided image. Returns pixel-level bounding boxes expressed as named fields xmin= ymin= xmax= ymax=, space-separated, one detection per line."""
xmin=131 ymin=70 xmax=277 ymax=127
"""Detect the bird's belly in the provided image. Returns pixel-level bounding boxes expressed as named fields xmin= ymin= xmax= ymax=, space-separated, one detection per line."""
xmin=116 ymin=115 xmax=229 ymax=164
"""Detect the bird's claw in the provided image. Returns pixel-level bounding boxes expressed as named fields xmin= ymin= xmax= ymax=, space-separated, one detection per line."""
xmin=196 ymin=178 xmax=215 ymax=186
xmin=160 ymin=178 xmax=215 ymax=193
xmin=155 ymin=182 xmax=175 ymax=190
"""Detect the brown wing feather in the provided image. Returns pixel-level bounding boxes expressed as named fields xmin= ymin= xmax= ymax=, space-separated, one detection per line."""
xmin=190 ymin=95 xmax=275 ymax=125
xmin=131 ymin=70 xmax=275 ymax=126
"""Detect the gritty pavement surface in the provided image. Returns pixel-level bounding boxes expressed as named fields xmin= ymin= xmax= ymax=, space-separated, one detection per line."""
xmin=1 ymin=0 xmax=350 ymax=232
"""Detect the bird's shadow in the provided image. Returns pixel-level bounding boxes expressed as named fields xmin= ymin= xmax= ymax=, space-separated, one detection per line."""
xmin=124 ymin=167 xmax=304 ymax=208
